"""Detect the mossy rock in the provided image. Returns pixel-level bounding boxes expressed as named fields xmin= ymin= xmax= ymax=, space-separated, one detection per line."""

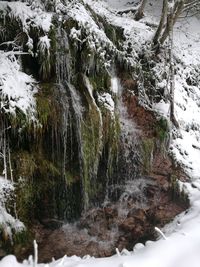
xmin=89 ymin=73 xmax=111 ymax=93
xmin=170 ymin=175 xmax=189 ymax=205
xmin=36 ymin=83 xmax=61 ymax=129
xmin=141 ymin=138 xmax=154 ymax=174
xmin=155 ymin=117 xmax=169 ymax=142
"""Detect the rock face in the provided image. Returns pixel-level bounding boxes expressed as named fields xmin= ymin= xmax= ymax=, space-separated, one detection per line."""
xmin=0 ymin=0 xmax=189 ymax=262
xmin=19 ymin=90 xmax=189 ymax=262
xmin=32 ymin=170 xmax=188 ymax=262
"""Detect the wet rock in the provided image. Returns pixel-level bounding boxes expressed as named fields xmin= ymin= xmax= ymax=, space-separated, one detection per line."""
xmin=15 ymin=80 xmax=189 ymax=263
xmin=104 ymin=207 xmax=118 ymax=219
xmin=116 ymin=236 xmax=129 ymax=252
xmin=119 ymin=217 xmax=136 ymax=232
xmin=85 ymin=241 xmax=100 ymax=257
xmin=41 ymin=219 xmax=64 ymax=229
xmin=127 ymin=208 xmax=146 ymax=222
xmin=0 ymin=249 xmax=6 ymax=259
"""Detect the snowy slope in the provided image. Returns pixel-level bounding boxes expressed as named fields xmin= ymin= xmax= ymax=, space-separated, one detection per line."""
xmin=1 ymin=0 xmax=200 ymax=266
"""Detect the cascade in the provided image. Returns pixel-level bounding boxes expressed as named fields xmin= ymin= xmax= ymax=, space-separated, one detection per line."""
xmin=0 ymin=1 xmax=191 ymax=260
xmin=105 ymin=77 xmax=147 ymax=211
xmin=45 ymin=16 xmax=144 ymax=222
xmin=118 ymin=82 xmax=140 ymax=181
xmin=55 ymin=23 xmax=84 ymax=220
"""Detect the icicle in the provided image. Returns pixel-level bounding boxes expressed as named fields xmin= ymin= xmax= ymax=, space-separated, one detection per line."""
xmin=115 ymin=248 xmax=121 ymax=257
xmin=33 ymin=240 xmax=38 ymax=267
xmin=58 ymin=255 xmax=67 ymax=266
xmin=155 ymin=227 xmax=168 ymax=240
xmin=3 ymin=130 xmax=7 ymax=180
xmin=8 ymin=144 xmax=13 ymax=182
xmin=117 ymin=78 xmax=140 ymax=182
xmin=14 ymin=203 xmax=18 ymax=220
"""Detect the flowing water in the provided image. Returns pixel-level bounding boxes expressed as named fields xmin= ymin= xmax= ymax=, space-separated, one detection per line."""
xmin=105 ymin=77 xmax=146 ymax=209
xmin=48 ymin=21 xmax=148 ymax=256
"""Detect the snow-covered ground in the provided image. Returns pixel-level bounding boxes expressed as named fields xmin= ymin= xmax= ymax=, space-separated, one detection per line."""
xmin=1 ymin=0 xmax=200 ymax=266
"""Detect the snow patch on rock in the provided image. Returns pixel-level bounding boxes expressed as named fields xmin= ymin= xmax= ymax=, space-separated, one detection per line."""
xmin=0 ymin=52 xmax=37 ymax=118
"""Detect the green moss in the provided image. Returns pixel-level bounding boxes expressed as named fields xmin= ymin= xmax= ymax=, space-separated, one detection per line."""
xmin=13 ymin=229 xmax=32 ymax=257
xmin=87 ymin=6 xmax=125 ymax=47
xmin=13 ymin=229 xmax=30 ymax=245
xmin=155 ymin=117 xmax=169 ymax=142
xmin=0 ymin=225 xmax=31 ymax=257
xmin=77 ymin=74 xmax=119 ymax=208
xmin=104 ymin=23 xmax=125 ymax=48
xmin=104 ymin=23 xmax=116 ymax=43
xmin=15 ymin=178 xmax=36 ymax=223
xmin=89 ymin=74 xmax=111 ymax=92
xmin=36 ymin=93 xmax=51 ymax=126
xmin=8 ymin=108 xmax=31 ymax=130
xmin=39 ymin=158 xmax=60 ymax=176
xmin=141 ymin=138 xmax=154 ymax=174
xmin=170 ymin=175 xmax=180 ymax=199
xmin=170 ymin=175 xmax=189 ymax=205
xmin=81 ymin=104 xmax=102 ymax=208
xmin=14 ymin=151 xmax=37 ymax=178
xmin=14 ymin=148 xmax=61 ymax=223
xmin=63 ymin=18 xmax=78 ymax=34
xmin=65 ymin=171 xmax=78 ymax=185
xmin=36 ymin=83 xmax=60 ymax=129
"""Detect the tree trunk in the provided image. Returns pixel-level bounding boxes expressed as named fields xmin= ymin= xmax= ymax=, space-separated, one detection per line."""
xmin=153 ymin=0 xmax=168 ymax=46
xmin=168 ymin=4 xmax=179 ymax=128
xmin=134 ymin=0 xmax=148 ymax=20
xmin=160 ymin=0 xmax=184 ymax=45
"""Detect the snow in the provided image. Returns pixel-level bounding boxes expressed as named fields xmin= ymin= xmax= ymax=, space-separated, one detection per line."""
xmin=153 ymin=100 xmax=170 ymax=117
xmin=3 ymin=200 xmax=200 ymax=267
xmin=38 ymin=36 xmax=51 ymax=51
xmin=98 ymin=92 xmax=115 ymax=115
xmin=0 ymin=1 xmax=52 ymax=33
xmin=0 ymin=0 xmax=53 ymax=118
xmin=1 ymin=0 xmax=200 ymax=267
xmin=111 ymin=77 xmax=119 ymax=94
xmin=62 ymin=1 xmax=114 ymax=52
xmin=174 ymin=16 xmax=200 ymax=65
xmin=0 ymin=52 xmax=37 ymax=118
xmin=83 ymin=75 xmax=103 ymax=129
xmin=169 ymin=11 xmax=200 ymax=180
xmin=85 ymin=0 xmax=153 ymax=59
xmin=0 ymin=177 xmax=25 ymax=241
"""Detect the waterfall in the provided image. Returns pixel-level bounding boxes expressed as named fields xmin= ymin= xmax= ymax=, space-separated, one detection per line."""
xmin=105 ymin=77 xmax=146 ymax=209
xmin=54 ymin=17 xmax=144 ymax=219
xmin=118 ymin=86 xmax=140 ymax=182
xmin=55 ymin=22 xmax=85 ymax=219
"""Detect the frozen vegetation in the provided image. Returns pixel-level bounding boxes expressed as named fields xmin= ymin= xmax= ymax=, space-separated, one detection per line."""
xmin=0 ymin=0 xmax=200 ymax=266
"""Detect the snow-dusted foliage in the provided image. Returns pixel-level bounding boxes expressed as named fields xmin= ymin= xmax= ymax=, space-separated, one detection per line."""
xmin=37 ymin=35 xmax=51 ymax=79
xmin=0 ymin=52 xmax=37 ymax=117
xmin=1 ymin=0 xmax=200 ymax=266
xmin=98 ymin=93 xmax=115 ymax=115
xmin=151 ymin=13 xmax=200 ymax=180
xmin=0 ymin=1 xmax=52 ymax=33
xmin=0 ymin=0 xmax=54 ymax=117
xmin=0 ymin=177 xmax=25 ymax=242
